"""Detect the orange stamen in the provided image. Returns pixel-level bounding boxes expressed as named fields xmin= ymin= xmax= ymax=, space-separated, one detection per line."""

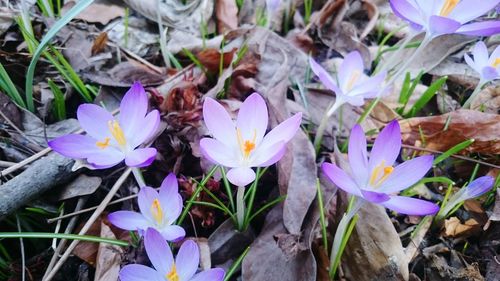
xmin=439 ymin=0 xmax=459 ymax=17
xmin=96 ymin=137 xmax=110 ymax=149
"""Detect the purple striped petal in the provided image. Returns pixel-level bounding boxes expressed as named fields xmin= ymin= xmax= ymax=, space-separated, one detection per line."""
xmin=348 ymin=125 xmax=369 ymax=187
xmin=203 ymin=98 xmax=238 ymax=148
xmin=108 ymin=211 xmax=150 ymax=231
xmin=456 ymin=21 xmax=500 ymax=36
xmin=119 ymin=264 xmax=164 ymax=281
xmin=77 ymin=104 xmax=114 ymax=140
xmin=48 ymin=134 xmax=100 ymax=159
xmin=322 ymin=162 xmax=361 ymax=197
xmin=125 ymin=147 xmax=157 ymax=167
xmin=176 ymin=240 xmax=199 ymax=280
xmin=381 ymin=196 xmax=439 ymax=215
xmin=361 ymin=190 xmax=390 ymax=203
xmin=120 ymin=82 xmax=148 ymax=137
xmin=191 ymin=268 xmax=226 ymax=281
xmin=464 ymin=176 xmax=495 ymax=199
xmin=236 ymin=93 xmax=268 ymax=145
xmin=379 ymin=155 xmax=434 ymax=193
xmin=369 ymin=120 xmax=401 ymax=170
xmin=144 ymin=228 xmax=173 ymax=275
xmin=226 ymin=167 xmax=256 ymax=187
xmin=199 ymin=138 xmax=239 ymax=167
xmin=128 ymin=110 xmax=160 ymax=149
xmin=428 ymin=15 xmax=461 ymax=36
xmin=159 ymin=225 xmax=185 ymax=242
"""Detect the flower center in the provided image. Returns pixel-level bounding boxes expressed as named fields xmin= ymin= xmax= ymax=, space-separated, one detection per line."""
xmin=96 ymin=137 xmax=110 ymax=149
xmin=236 ymin=128 xmax=257 ymax=159
xmin=150 ymin=199 xmax=164 ymax=225
xmin=492 ymin=58 xmax=500 ymax=68
xmin=369 ymin=161 xmax=394 ymax=188
xmin=346 ymin=70 xmax=361 ymax=91
xmin=439 ymin=0 xmax=459 ymax=17
xmin=166 ymin=264 xmax=179 ymax=281
xmin=108 ymin=120 xmax=127 ymax=146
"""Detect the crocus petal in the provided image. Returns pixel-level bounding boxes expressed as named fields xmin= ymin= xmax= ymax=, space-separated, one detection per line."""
xmin=361 ymin=190 xmax=391 ymax=203
xmin=108 ymin=211 xmax=150 ymax=231
xmin=77 ymin=104 xmax=114 ymax=140
xmin=199 ymin=138 xmax=239 ymax=167
xmin=381 ymin=196 xmax=439 ymax=215
xmin=338 ymin=51 xmax=364 ymax=91
xmin=463 ymin=176 xmax=495 ymax=199
xmin=48 ymin=134 xmax=100 ymax=159
xmin=348 ymin=125 xmax=369 ymax=186
xmin=488 ymin=45 xmax=500 ymax=66
xmin=266 ymin=0 xmax=280 ymax=14
xmin=119 ymin=264 xmax=164 ymax=281
xmin=309 ymin=57 xmax=342 ymax=94
xmin=252 ymin=141 xmax=286 ymax=167
xmin=450 ymin=0 xmax=500 ymax=23
xmin=236 ymin=93 xmax=268 ymax=145
xmin=428 ymin=15 xmax=461 ymax=36
xmin=119 ymin=82 xmax=148 ymax=137
xmin=87 ymin=148 xmax=125 ymax=168
xmin=482 ymin=66 xmax=499 ymax=81
xmin=128 ymin=110 xmax=160 ymax=149
xmin=472 ymin=41 xmax=490 ymax=67
xmin=175 ymin=240 xmax=199 ymax=281
xmin=368 ymin=120 xmax=401 ymax=169
xmin=258 ymin=112 xmax=302 ymax=151
xmin=464 ymin=53 xmax=480 ymax=73
xmin=322 ymin=162 xmax=362 ymax=197
xmin=456 ymin=21 xmax=500 ymax=36
xmin=159 ymin=173 xmax=178 ymax=205
xmin=125 ymin=147 xmax=157 ymax=167
xmin=138 ymin=186 xmax=159 ymax=223
xmin=378 ymin=155 xmax=434 ymax=193
xmin=226 ymin=167 xmax=256 ymax=187
xmin=190 ymin=269 xmax=226 ymax=281
xmin=160 ymin=225 xmax=186 ymax=242
xmin=163 ymin=194 xmax=183 ymax=223
xmin=389 ymin=0 xmax=424 ymax=26
xmin=203 ymin=97 xmax=238 ymax=148
xmin=144 ymin=228 xmax=174 ymax=275
xmin=348 ymin=71 xmax=387 ymax=97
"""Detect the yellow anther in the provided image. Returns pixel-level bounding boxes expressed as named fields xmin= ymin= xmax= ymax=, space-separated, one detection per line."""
xmin=108 ymin=120 xmax=126 ymax=146
xmin=150 ymin=199 xmax=163 ymax=225
xmin=96 ymin=137 xmax=110 ymax=149
xmin=236 ymin=128 xmax=257 ymax=158
xmin=439 ymin=0 xmax=459 ymax=17
xmin=492 ymin=58 xmax=500 ymax=68
xmin=369 ymin=161 xmax=394 ymax=187
xmin=166 ymin=264 xmax=179 ymax=281
xmin=346 ymin=70 xmax=361 ymax=91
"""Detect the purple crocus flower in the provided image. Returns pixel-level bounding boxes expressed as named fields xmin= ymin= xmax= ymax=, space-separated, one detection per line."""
xmin=390 ymin=0 xmax=500 ymax=37
xmin=200 ymin=93 xmax=302 ymax=187
xmin=309 ymin=51 xmax=387 ymax=113
xmin=48 ymin=82 xmax=160 ymax=168
xmin=322 ymin=120 xmax=439 ymax=215
xmin=119 ymin=228 xmax=225 ymax=281
xmin=108 ymin=173 xmax=185 ymax=241
xmin=464 ymin=41 xmax=500 ymax=82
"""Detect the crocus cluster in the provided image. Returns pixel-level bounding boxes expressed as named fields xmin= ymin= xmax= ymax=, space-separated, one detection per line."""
xmin=390 ymin=0 xmax=500 ymax=38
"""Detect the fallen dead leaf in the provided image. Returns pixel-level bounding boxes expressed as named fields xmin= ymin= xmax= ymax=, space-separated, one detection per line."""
xmin=443 ymin=217 xmax=481 ymax=238
xmin=94 ymin=222 xmax=123 ymax=281
xmin=216 ymin=0 xmax=239 ymax=33
xmin=62 ymin=2 xmax=125 ymax=25
xmin=196 ymin=48 xmax=237 ymax=73
xmin=91 ymin=32 xmax=108 ymax=56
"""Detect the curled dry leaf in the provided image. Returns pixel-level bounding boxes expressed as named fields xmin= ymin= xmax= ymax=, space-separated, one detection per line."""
xmin=196 ymin=48 xmax=237 ymax=73
xmin=215 ymin=0 xmax=239 ymax=33
xmin=399 ymin=110 xmax=500 ymax=154
xmin=443 ymin=217 xmax=481 ymax=238
xmin=94 ymin=222 xmax=123 ymax=281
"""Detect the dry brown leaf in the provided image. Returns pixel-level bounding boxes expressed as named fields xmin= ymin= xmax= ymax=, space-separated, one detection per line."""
xmin=215 ymin=0 xmax=238 ymax=33
xmin=400 ymin=110 xmax=500 ymax=154
xmin=443 ymin=217 xmax=481 ymax=238
xmin=470 ymin=86 xmax=500 ymax=114
xmin=196 ymin=48 xmax=236 ymax=73
xmin=63 ymin=2 xmax=125 ymax=25
xmin=94 ymin=222 xmax=123 ymax=281
xmin=91 ymin=32 xmax=108 ymax=56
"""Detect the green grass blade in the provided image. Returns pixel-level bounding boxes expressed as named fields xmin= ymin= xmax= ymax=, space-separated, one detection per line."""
xmin=405 ymin=76 xmax=447 ymax=117
xmin=0 ymin=63 xmax=26 ymax=108
xmin=47 ymin=79 xmax=66 ymax=120
xmin=433 ymin=139 xmax=475 ymax=166
xmin=0 ymin=232 xmax=128 ymax=246
xmin=25 ymin=0 xmax=95 ymax=112
xmin=224 ymin=246 xmax=250 ymax=281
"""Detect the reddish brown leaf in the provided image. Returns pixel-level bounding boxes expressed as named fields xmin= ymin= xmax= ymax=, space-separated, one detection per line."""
xmin=196 ymin=48 xmax=237 ymax=73
xmin=91 ymin=32 xmax=108 ymax=55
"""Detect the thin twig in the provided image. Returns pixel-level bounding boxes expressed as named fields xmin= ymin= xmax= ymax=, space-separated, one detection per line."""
xmin=0 ymin=110 xmax=39 ymax=146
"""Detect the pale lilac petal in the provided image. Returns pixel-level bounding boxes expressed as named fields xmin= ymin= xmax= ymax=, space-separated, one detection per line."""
xmin=482 ymin=66 xmax=499 ymax=81
xmin=138 ymin=187 xmax=159 ymax=223
xmin=163 ymin=194 xmax=183 ymax=223
xmin=199 ymin=138 xmax=239 ymax=167
xmin=322 ymin=162 xmax=361 ymax=197
xmin=258 ymin=112 xmax=302 ymax=151
xmin=226 ymin=167 xmax=256 ymax=187
xmin=119 ymin=82 xmax=148 ymax=137
xmin=361 ymin=190 xmax=390 ymax=203
xmin=119 ymin=264 xmax=164 ymax=281
xmin=48 ymin=134 xmax=100 ymax=159
xmin=191 ymin=269 xmax=225 ymax=281
xmin=87 ymin=148 xmax=125 ymax=168
xmin=338 ymin=51 xmax=364 ymax=91
xmin=488 ymin=45 xmax=500 ymax=65
xmin=108 ymin=211 xmax=150 ymax=231
xmin=176 ymin=240 xmax=199 ymax=280
xmin=309 ymin=57 xmax=342 ymax=94
xmin=464 ymin=53 xmax=480 ymax=73
xmin=144 ymin=228 xmax=173 ymax=275
xmin=472 ymin=41 xmax=490 ymax=67
xmin=77 ymin=104 xmax=114 ymax=140
xmin=428 ymin=15 xmax=461 ymax=36
xmin=125 ymin=148 xmax=157 ymax=167
xmin=348 ymin=71 xmax=387 ymax=97
xmin=266 ymin=0 xmax=280 ymax=14
xmin=203 ymin=98 xmax=238 ymax=148
xmin=252 ymin=141 xmax=286 ymax=167
xmin=236 ymin=93 xmax=268 ymax=145
xmin=368 ymin=120 xmax=401 ymax=169
xmin=450 ymin=0 xmax=500 ymax=23
xmin=464 ymin=176 xmax=495 ymax=199
xmin=159 ymin=173 xmax=178 ymax=205
xmin=348 ymin=125 xmax=369 ymax=186
xmin=128 ymin=110 xmax=160 ymax=148
xmin=381 ymin=196 xmax=439 ymax=215
xmin=456 ymin=21 xmax=500 ymax=36
xmin=389 ymin=0 xmax=424 ymax=26
xmin=379 ymin=155 xmax=434 ymax=193
xmin=343 ymin=95 xmax=365 ymax=106
xmin=160 ymin=225 xmax=185 ymax=242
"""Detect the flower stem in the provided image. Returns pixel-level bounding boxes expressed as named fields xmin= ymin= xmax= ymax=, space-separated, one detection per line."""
xmin=131 ymin=168 xmax=146 ymax=188
xmin=236 ymin=185 xmax=246 ymax=231
xmin=462 ymin=79 xmax=486 ymax=109
xmin=314 ymin=100 xmax=342 ymax=154
xmin=375 ymin=30 xmax=418 ymax=74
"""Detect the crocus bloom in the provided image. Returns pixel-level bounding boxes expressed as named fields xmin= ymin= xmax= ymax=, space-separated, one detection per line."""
xmin=266 ymin=0 xmax=281 ymax=15
xmin=200 ymin=93 xmax=302 ymax=186
xmin=464 ymin=41 xmax=500 ymax=82
xmin=309 ymin=51 xmax=387 ymax=115
xmin=119 ymin=228 xmax=225 ymax=281
xmin=108 ymin=173 xmax=185 ymax=241
xmin=48 ymin=82 xmax=159 ymax=168
xmin=390 ymin=0 xmax=500 ymax=37
xmin=322 ymin=120 xmax=439 ymax=215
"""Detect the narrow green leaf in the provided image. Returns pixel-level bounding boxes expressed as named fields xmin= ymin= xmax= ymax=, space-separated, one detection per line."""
xmin=47 ymin=79 xmax=66 ymax=120
xmin=0 ymin=232 xmax=128 ymax=246
xmin=433 ymin=139 xmax=475 ymax=166
xmin=405 ymin=76 xmax=447 ymax=117
xmin=0 ymin=63 xmax=26 ymax=108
